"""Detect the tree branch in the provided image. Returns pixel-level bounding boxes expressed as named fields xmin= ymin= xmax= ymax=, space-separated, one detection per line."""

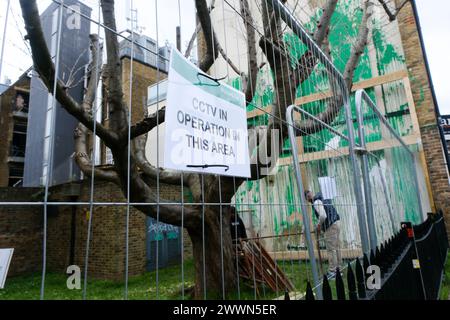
xmin=195 ymin=0 xmax=219 ymax=72
xmin=19 ymin=0 xmax=117 ymax=147
xmin=74 ymin=34 xmax=120 ymax=184
xmin=240 ymin=0 xmax=258 ymax=103
xmin=343 ymin=0 xmax=374 ymax=89
xmin=294 ymin=0 xmax=373 ymax=134
xmin=217 ymin=42 xmax=242 ymax=75
xmin=313 ymin=0 xmax=338 ymax=45
xmin=100 ymin=0 xmax=128 ymax=134
xmin=99 ymin=0 xmax=200 ymax=228
xmin=132 ymin=129 xmax=183 ymax=186
xmin=127 ymin=107 xmax=165 ymax=141
xmin=293 ymin=0 xmax=338 ymax=88
xmin=185 ymin=0 xmax=216 ymax=58
xmin=185 ymin=23 xmax=201 ymax=58
xmin=377 ymin=0 xmax=410 ymax=21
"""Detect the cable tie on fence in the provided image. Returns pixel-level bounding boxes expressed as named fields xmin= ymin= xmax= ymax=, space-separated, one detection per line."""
xmin=195 ymin=73 xmax=227 ymax=87
xmin=186 ymin=164 xmax=230 ymax=172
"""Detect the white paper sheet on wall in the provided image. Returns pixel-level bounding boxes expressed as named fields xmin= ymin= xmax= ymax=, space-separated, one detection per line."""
xmin=318 ymin=176 xmax=338 ymax=200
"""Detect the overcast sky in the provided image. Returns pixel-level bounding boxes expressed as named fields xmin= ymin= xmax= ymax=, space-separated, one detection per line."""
xmin=415 ymin=0 xmax=450 ymax=115
xmin=0 ymin=0 xmax=448 ymax=114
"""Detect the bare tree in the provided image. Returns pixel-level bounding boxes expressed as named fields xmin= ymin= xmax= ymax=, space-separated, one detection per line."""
xmin=20 ymin=0 xmax=395 ymax=299
xmin=377 ymin=0 xmax=410 ymax=21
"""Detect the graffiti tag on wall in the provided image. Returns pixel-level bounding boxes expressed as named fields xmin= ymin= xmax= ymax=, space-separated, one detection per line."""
xmin=147 ymin=219 xmax=179 ymax=241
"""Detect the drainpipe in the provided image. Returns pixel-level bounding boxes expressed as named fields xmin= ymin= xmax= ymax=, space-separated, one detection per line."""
xmin=410 ymin=0 xmax=450 ymax=176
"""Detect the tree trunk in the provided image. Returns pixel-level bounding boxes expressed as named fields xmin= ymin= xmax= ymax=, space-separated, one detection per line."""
xmin=187 ymin=207 xmax=237 ymax=299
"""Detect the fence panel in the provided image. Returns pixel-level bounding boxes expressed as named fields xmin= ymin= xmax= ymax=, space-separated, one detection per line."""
xmin=355 ymin=89 xmax=424 ymax=246
xmin=0 ymin=0 xmax=442 ymax=301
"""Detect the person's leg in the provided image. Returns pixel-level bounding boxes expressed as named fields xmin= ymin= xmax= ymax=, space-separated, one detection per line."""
xmin=300 ymin=223 xmax=305 ymax=247
xmin=325 ymin=224 xmax=338 ymax=273
xmin=335 ymin=221 xmax=342 ymax=270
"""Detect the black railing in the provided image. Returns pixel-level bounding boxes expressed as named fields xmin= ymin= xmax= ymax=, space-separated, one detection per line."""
xmin=291 ymin=211 xmax=449 ymax=300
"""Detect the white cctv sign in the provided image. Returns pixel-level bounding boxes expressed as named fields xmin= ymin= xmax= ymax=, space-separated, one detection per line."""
xmin=0 ymin=248 xmax=14 ymax=289
xmin=164 ymin=48 xmax=250 ymax=178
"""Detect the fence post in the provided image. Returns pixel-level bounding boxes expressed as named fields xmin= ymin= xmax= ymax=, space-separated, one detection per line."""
xmin=335 ymin=268 xmax=346 ymax=300
xmin=356 ymin=90 xmax=424 ymax=224
xmin=287 ymin=105 xmax=322 ymax=300
xmin=322 ymin=275 xmax=333 ymax=300
xmin=355 ymin=258 xmax=366 ymax=299
xmin=268 ymin=0 xmax=370 ymax=257
xmin=401 ymin=222 xmax=427 ymax=299
xmin=355 ymin=90 xmax=378 ymax=251
xmin=347 ymin=262 xmax=358 ymax=300
xmin=305 ymin=281 xmax=315 ymax=300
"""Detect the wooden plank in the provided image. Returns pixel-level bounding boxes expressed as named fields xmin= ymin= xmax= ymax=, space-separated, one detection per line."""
xmin=268 ymin=249 xmax=362 ymax=261
xmin=402 ymin=77 xmax=421 ymax=135
xmin=239 ymin=240 xmax=294 ymax=293
xmin=401 ymin=77 xmax=435 ymax=212
xmin=351 ymin=69 xmax=408 ymax=91
xmin=418 ymin=148 xmax=436 ymax=212
xmin=13 ymin=86 xmax=30 ymax=93
xmin=257 ymin=241 xmax=294 ymax=291
xmin=277 ymin=134 xmax=421 ymax=165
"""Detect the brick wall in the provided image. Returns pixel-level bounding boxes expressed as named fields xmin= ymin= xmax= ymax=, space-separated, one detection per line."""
xmin=0 ymin=178 xmax=192 ymax=280
xmin=121 ymin=56 xmax=167 ymax=124
xmin=100 ymin=57 xmax=168 ymax=164
xmin=396 ymin=1 xmax=450 ymax=240
xmin=0 ymin=187 xmax=43 ymax=276
xmin=0 ymin=89 xmax=14 ymax=186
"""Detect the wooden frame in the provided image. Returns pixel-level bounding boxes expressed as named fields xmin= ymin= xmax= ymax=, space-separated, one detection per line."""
xmin=245 ymin=68 xmax=435 ymax=211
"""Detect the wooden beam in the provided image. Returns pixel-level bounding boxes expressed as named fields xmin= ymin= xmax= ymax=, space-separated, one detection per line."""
xmin=277 ymin=134 xmax=421 ymax=165
xmin=400 ymin=75 xmax=435 ymax=211
xmin=269 ymin=249 xmax=362 ymax=261
xmin=402 ymin=76 xmax=421 ymax=135
xmin=351 ymin=69 xmax=408 ymax=91
xmin=13 ymin=86 xmax=30 ymax=93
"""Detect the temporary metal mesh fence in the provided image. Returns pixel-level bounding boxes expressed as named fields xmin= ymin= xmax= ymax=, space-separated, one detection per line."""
xmin=355 ymin=89 xmax=423 ymax=245
xmin=301 ymin=211 xmax=449 ymax=301
xmin=0 ymin=0 xmax=437 ymax=301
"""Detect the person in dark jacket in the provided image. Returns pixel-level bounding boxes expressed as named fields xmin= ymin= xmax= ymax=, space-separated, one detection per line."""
xmin=229 ymin=206 xmax=248 ymax=241
xmin=305 ymin=190 xmax=342 ymax=278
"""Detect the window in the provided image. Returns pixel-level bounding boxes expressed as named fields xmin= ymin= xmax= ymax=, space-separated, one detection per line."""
xmin=105 ymin=147 xmax=114 ymax=165
xmin=10 ymin=121 xmax=27 ymax=158
xmin=8 ymin=163 xmax=24 ymax=187
xmin=14 ymin=92 xmax=29 ymax=113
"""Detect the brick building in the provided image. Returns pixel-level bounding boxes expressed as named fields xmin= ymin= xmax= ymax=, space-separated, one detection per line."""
xmin=442 ymin=115 xmax=450 ymax=164
xmin=2 ymin=0 xmax=450 ymax=284
xmin=0 ymin=50 xmax=188 ymax=279
xmin=396 ymin=0 xmax=450 ymax=239
xmin=0 ymin=179 xmax=191 ymax=279
xmin=0 ymin=29 xmax=187 ymax=280
xmin=0 ymin=70 xmax=31 ymax=187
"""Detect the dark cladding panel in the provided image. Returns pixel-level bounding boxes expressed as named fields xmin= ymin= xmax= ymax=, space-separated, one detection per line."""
xmin=24 ymin=0 xmax=91 ymax=187
xmin=23 ymin=74 xmax=46 ymax=187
